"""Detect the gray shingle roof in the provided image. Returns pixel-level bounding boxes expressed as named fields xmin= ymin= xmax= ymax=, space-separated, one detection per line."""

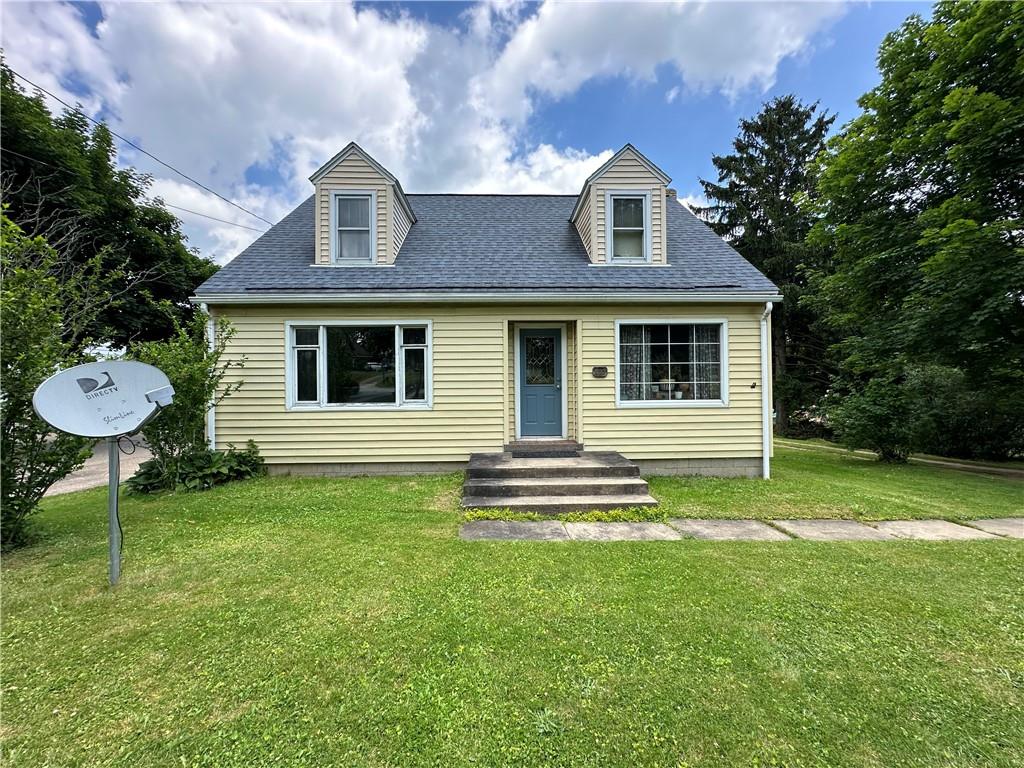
xmin=195 ymin=194 xmax=778 ymax=296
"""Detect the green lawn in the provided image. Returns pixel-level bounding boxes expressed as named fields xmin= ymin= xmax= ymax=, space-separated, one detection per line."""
xmin=652 ymin=444 xmax=1024 ymax=521
xmin=2 ymin=448 xmax=1022 ymax=767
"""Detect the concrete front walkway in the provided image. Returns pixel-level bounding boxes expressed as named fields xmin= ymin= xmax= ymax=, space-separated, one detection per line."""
xmin=460 ymin=517 xmax=1024 ymax=542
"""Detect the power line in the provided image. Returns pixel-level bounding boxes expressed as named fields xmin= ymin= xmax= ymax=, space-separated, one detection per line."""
xmin=8 ymin=68 xmax=275 ymax=227
xmin=2 ymin=147 xmax=269 ymax=234
xmin=162 ymin=202 xmax=266 ymax=232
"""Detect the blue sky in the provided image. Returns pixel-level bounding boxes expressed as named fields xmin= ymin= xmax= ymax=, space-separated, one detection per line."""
xmin=2 ymin=1 xmax=931 ymax=262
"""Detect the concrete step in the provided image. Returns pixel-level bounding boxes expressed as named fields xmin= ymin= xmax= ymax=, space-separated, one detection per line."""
xmin=467 ymin=451 xmax=639 ymax=479
xmin=506 ymin=440 xmax=582 ymax=458
xmin=462 ymin=493 xmax=659 ymax=514
xmin=465 ymin=476 xmax=650 ymax=498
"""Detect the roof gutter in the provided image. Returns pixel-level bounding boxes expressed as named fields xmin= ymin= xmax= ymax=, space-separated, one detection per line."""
xmin=190 ymin=291 xmax=783 ymax=306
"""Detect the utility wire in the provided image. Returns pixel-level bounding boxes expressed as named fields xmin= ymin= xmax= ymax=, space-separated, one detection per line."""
xmin=9 ymin=68 xmax=275 ymax=227
xmin=2 ymin=147 xmax=268 ymax=233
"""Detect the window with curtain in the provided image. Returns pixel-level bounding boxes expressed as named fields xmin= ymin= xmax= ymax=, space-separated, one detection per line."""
xmin=611 ymin=195 xmax=646 ymax=261
xmin=334 ymin=194 xmax=372 ymax=262
xmin=289 ymin=323 xmax=430 ymax=408
xmin=618 ymin=322 xmax=724 ymax=403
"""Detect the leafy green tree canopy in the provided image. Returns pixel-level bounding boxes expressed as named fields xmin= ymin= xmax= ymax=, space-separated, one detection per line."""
xmin=807 ymin=1 xmax=1024 ymax=459
xmin=0 ymin=63 xmax=217 ymax=347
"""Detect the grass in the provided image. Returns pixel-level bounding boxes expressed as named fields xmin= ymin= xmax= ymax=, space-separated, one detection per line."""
xmin=2 ymin=448 xmax=1022 ymax=767
xmin=652 ymin=445 xmax=1023 ymax=521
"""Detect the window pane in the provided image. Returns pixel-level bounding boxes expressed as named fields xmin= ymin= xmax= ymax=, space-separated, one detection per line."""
xmin=325 ymin=326 xmax=396 ymax=404
xmin=620 ymin=325 xmax=643 ymax=345
xmin=613 ymin=197 xmax=644 ymax=228
xmin=670 ymin=325 xmax=693 ymax=343
xmin=337 ymin=196 xmax=370 ymax=228
xmin=694 ymin=324 xmax=719 ymax=344
xmin=294 ymin=327 xmax=318 ymax=346
xmin=403 ymin=348 xmax=425 ymax=401
xmin=296 ymin=349 xmax=318 ymax=402
xmin=340 ymin=230 xmax=371 ymax=261
xmin=613 ymin=230 xmax=643 ymax=259
xmin=403 ymin=327 xmax=426 ymax=346
xmin=647 ymin=325 xmax=669 ymax=344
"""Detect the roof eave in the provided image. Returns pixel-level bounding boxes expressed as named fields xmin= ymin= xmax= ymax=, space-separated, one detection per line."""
xmin=192 ymin=290 xmax=783 ymax=305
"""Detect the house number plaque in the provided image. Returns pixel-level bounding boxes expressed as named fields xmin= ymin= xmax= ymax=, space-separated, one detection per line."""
xmin=591 ymin=366 xmax=608 ymax=379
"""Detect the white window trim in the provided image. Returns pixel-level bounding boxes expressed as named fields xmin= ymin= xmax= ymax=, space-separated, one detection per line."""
xmin=613 ymin=318 xmax=729 ymax=408
xmin=605 ymin=189 xmax=652 ymax=264
xmin=329 ymin=190 xmax=377 ymax=264
xmin=284 ymin=319 xmax=433 ymax=411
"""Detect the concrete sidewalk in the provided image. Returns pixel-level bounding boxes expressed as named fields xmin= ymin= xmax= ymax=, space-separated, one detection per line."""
xmin=45 ymin=440 xmax=152 ymax=496
xmin=461 ymin=517 xmax=1024 ymax=542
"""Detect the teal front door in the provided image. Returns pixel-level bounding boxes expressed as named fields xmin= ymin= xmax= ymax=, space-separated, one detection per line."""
xmin=519 ymin=328 xmax=562 ymax=437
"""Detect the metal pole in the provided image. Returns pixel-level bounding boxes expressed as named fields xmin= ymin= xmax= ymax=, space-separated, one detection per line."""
xmin=107 ymin=437 xmax=121 ymax=586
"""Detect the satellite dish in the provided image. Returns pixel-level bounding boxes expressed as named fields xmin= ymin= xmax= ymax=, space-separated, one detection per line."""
xmin=33 ymin=360 xmax=175 ymax=587
xmin=33 ymin=360 xmax=174 ymax=438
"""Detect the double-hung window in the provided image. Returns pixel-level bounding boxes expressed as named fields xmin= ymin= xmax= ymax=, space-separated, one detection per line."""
xmin=288 ymin=322 xmax=431 ymax=409
xmin=331 ymin=191 xmax=375 ymax=263
xmin=616 ymin=321 xmax=728 ymax=406
xmin=608 ymin=192 xmax=650 ymax=262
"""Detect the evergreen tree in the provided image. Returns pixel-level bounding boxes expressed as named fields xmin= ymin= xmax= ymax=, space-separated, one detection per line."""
xmin=696 ymin=95 xmax=835 ymax=434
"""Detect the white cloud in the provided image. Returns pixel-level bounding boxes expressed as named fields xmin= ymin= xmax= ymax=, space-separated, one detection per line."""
xmin=1 ymin=1 xmax=846 ymax=264
xmin=665 ymin=86 xmax=681 ymax=104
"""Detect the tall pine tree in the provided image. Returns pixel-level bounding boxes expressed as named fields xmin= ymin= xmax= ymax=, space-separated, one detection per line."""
xmin=695 ymin=96 xmax=835 ymax=434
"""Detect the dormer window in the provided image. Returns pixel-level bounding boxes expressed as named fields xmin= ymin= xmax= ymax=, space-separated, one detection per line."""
xmin=608 ymin=190 xmax=652 ymax=263
xmin=331 ymin=190 xmax=376 ymax=263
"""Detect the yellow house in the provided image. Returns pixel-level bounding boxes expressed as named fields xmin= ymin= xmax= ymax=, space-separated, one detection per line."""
xmin=193 ymin=143 xmax=780 ymax=501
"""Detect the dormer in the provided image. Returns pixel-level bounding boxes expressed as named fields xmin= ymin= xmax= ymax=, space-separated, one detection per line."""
xmin=309 ymin=143 xmax=416 ymax=266
xmin=570 ymin=144 xmax=672 ymax=265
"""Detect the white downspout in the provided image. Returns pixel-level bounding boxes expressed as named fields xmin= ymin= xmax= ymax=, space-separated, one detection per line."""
xmin=201 ymin=302 xmax=216 ymax=449
xmin=760 ymin=301 xmax=773 ymax=479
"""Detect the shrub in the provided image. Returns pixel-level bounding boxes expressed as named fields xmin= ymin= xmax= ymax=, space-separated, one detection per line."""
xmin=129 ymin=313 xmax=244 ymax=491
xmin=829 ymin=374 xmax=917 ymax=462
xmin=0 ymin=216 xmax=98 ymax=549
xmin=127 ymin=441 xmax=264 ymax=494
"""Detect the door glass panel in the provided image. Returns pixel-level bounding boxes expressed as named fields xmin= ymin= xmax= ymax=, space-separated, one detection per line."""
xmin=525 ymin=336 xmax=555 ymax=385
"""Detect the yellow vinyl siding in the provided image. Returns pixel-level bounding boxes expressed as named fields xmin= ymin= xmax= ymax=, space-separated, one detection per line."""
xmin=392 ymin=192 xmax=413 ymax=262
xmin=314 ymin=154 xmax=390 ymax=265
xmin=572 ymin=189 xmax=594 ymax=259
xmin=211 ymin=303 xmax=767 ymax=465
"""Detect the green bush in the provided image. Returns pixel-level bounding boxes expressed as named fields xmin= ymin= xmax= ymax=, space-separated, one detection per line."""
xmin=0 ymin=216 xmax=99 ymax=549
xmin=129 ymin=312 xmax=244 ymax=491
xmin=830 ymin=375 xmax=917 ymax=462
xmin=127 ymin=441 xmax=264 ymax=494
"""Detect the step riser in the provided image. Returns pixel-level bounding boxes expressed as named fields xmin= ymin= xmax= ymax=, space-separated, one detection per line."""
xmin=465 ymin=481 xmax=649 ymax=497
xmin=510 ymin=450 xmax=579 ymax=459
xmin=467 ymin=466 xmax=639 ymax=479
xmin=463 ymin=499 xmax=658 ymax=514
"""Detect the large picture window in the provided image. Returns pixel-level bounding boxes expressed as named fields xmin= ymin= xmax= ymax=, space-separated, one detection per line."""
xmin=288 ymin=322 xmax=430 ymax=409
xmin=616 ymin=321 xmax=727 ymax=406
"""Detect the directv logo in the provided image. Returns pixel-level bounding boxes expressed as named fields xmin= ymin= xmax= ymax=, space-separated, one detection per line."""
xmin=77 ymin=372 xmax=118 ymax=399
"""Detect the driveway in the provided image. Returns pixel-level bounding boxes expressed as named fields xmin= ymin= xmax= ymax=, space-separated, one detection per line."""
xmin=45 ymin=440 xmax=152 ymax=496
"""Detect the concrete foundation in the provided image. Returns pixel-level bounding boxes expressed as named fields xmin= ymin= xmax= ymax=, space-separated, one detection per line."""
xmin=267 ymin=461 xmax=466 ymax=477
xmin=634 ymin=457 xmax=762 ymax=478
